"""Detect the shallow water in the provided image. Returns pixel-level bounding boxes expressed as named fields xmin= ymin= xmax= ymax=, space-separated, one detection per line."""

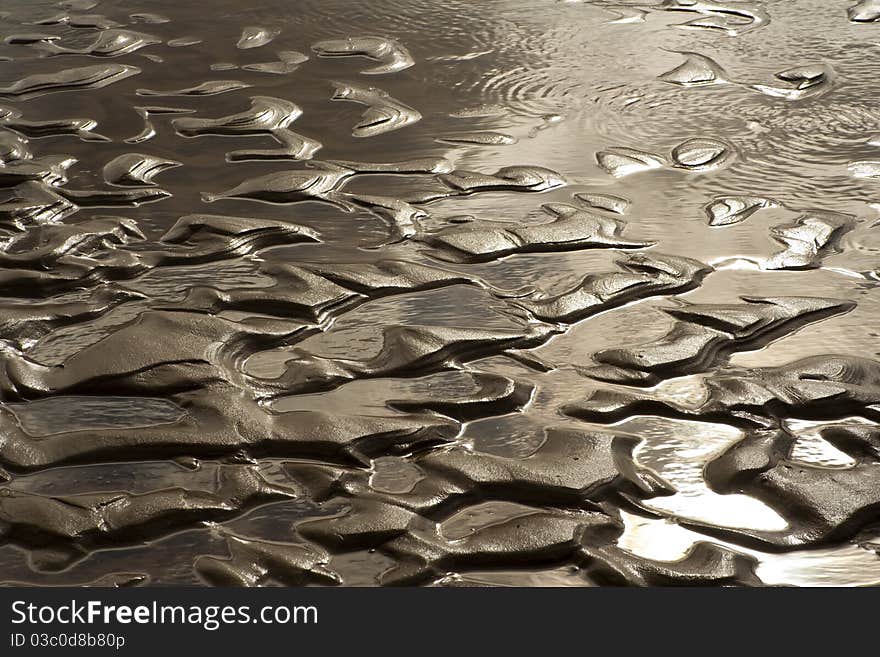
xmin=0 ymin=0 xmax=879 ymax=586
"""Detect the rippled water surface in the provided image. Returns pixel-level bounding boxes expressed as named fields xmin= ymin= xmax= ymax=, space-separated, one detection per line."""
xmin=1 ymin=0 xmax=879 ymax=586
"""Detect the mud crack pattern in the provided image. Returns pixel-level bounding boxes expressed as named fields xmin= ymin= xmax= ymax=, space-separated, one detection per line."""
xmin=0 ymin=0 xmax=879 ymax=587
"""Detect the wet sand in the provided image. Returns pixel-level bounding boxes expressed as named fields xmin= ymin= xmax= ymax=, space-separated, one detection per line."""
xmin=0 ymin=0 xmax=879 ymax=586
